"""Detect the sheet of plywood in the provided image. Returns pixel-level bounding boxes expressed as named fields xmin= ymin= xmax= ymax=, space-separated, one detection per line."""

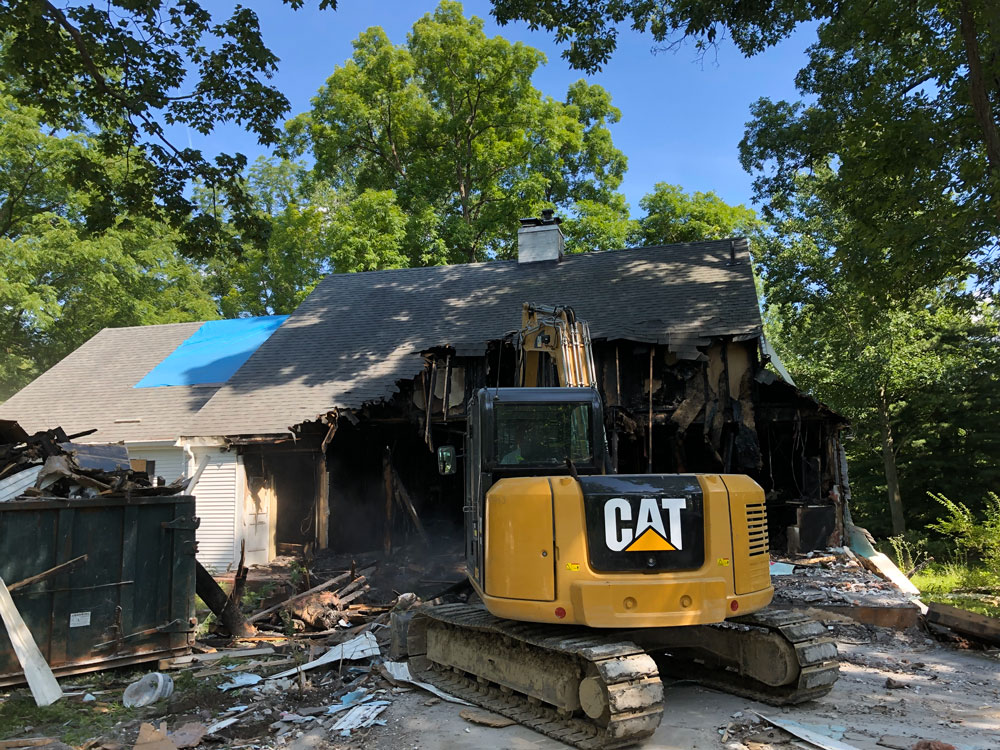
xmin=0 ymin=575 xmax=62 ymax=706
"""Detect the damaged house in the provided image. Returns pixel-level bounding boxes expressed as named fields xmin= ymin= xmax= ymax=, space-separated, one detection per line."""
xmin=0 ymin=218 xmax=848 ymax=569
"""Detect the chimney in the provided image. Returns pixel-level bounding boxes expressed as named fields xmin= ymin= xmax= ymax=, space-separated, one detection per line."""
xmin=517 ymin=209 xmax=564 ymax=264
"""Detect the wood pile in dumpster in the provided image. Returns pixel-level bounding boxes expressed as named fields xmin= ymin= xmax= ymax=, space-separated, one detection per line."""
xmin=0 ymin=420 xmax=185 ymax=502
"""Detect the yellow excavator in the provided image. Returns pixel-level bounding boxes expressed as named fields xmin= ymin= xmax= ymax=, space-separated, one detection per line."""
xmin=410 ymin=304 xmax=838 ymax=748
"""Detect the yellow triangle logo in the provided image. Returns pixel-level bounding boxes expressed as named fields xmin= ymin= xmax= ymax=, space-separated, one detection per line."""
xmin=625 ymin=527 xmax=676 ymax=552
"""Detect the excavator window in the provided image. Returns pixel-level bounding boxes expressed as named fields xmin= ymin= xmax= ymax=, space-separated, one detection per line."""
xmin=494 ymin=402 xmax=593 ymax=467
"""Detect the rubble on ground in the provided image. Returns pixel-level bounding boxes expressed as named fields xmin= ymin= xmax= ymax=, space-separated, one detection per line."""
xmin=769 ymin=548 xmax=918 ymax=609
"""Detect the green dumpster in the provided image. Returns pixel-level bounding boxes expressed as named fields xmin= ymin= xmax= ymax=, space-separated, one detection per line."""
xmin=0 ymin=494 xmax=197 ymax=685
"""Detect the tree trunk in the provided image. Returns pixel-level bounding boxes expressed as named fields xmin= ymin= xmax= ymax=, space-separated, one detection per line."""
xmin=958 ymin=0 xmax=1000 ymax=221
xmin=878 ymin=387 xmax=906 ymax=535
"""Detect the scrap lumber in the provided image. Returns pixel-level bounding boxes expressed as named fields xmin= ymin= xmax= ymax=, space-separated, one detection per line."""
xmin=925 ymin=602 xmax=1000 ymax=646
xmin=391 ymin=469 xmax=429 ymax=544
xmin=847 ymin=524 xmax=920 ymax=595
xmin=6 ymin=555 xmax=88 ymax=593
xmin=247 ymin=570 xmax=351 ymax=624
xmin=0 ymin=575 xmax=62 ymax=706
xmin=159 ymin=647 xmax=274 ymax=670
xmin=195 ymin=559 xmax=256 ymax=638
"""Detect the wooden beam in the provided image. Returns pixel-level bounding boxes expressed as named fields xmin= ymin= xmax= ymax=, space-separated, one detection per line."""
xmin=392 ymin=469 xmax=429 ymax=544
xmin=926 ymin=602 xmax=1000 ymax=645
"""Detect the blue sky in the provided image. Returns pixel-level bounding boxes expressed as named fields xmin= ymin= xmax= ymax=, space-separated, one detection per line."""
xmin=192 ymin=1 xmax=817 ymax=214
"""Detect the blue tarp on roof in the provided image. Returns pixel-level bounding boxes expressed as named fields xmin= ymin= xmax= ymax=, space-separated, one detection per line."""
xmin=134 ymin=316 xmax=289 ymax=388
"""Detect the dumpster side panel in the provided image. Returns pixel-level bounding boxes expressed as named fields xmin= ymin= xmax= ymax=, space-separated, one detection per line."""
xmin=0 ymin=495 xmax=196 ymax=684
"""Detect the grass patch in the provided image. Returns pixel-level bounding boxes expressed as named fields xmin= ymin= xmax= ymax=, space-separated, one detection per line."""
xmin=913 ymin=561 xmax=1000 ymax=618
xmin=0 ymin=692 xmax=139 ymax=745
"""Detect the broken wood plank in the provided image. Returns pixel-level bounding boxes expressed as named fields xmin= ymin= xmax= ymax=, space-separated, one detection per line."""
xmin=0 ymin=575 xmax=62 ymax=706
xmin=6 ymin=555 xmax=88 ymax=593
xmin=193 ymin=657 xmax=296 ymax=678
xmin=925 ymin=602 xmax=1000 ymax=646
xmin=247 ymin=571 xmax=351 ymax=624
xmin=0 ymin=739 xmax=61 ymax=748
xmin=159 ymin=647 xmax=274 ymax=669
xmin=847 ymin=524 xmax=920 ymax=595
xmin=392 ymin=470 xmax=429 ymax=544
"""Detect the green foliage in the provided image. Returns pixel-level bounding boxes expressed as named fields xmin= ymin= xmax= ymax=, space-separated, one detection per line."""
xmin=0 ymin=89 xmax=217 ymax=398
xmin=288 ymin=1 xmax=629 ymax=264
xmin=562 ymin=195 xmax=635 ymax=253
xmin=635 ymin=182 xmax=761 ymax=245
xmin=912 ymin=562 xmax=1000 ymax=618
xmin=758 ymin=170 xmax=1000 ymax=534
xmin=928 ymin=491 xmax=1000 ymax=569
xmin=490 ymin=0 xmax=806 ymax=72
xmin=0 ymin=1 xmax=342 ymax=258
xmin=0 ymin=692 xmax=137 ymax=744
xmin=887 ymin=534 xmax=929 ymax=576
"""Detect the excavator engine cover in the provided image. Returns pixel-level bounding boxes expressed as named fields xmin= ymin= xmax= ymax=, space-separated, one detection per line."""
xmin=580 ymin=475 xmax=705 ymax=572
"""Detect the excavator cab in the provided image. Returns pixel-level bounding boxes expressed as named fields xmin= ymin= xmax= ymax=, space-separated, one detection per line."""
xmin=462 ymin=387 xmax=607 ymax=595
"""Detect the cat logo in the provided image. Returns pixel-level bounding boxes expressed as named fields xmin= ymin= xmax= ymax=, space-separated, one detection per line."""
xmin=604 ymin=497 xmax=686 ymax=552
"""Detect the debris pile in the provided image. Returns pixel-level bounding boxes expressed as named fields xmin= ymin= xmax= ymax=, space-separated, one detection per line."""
xmin=769 ymin=548 xmax=917 ymax=609
xmin=246 ymin=565 xmax=389 ymax=636
xmin=0 ymin=420 xmax=184 ymax=502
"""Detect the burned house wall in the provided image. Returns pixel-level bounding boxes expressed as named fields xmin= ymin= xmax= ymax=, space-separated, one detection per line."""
xmin=324 ymin=413 xmax=464 ymax=554
xmin=310 ymin=336 xmax=847 ymax=558
xmin=240 ymin=441 xmax=327 ymax=560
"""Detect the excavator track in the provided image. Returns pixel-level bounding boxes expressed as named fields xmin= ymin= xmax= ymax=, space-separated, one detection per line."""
xmin=408 ymin=605 xmax=838 ymax=749
xmin=649 ymin=608 xmax=840 ymax=705
xmin=408 ymin=604 xmax=663 ymax=750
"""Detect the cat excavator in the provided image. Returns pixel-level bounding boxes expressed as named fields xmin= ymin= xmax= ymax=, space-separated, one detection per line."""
xmin=409 ymin=303 xmax=838 ymax=748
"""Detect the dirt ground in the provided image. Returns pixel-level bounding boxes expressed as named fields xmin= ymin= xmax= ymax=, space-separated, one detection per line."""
xmin=367 ymin=623 xmax=999 ymax=750
xmin=234 ymin=619 xmax=998 ymax=750
xmin=1 ymin=617 xmax=996 ymax=750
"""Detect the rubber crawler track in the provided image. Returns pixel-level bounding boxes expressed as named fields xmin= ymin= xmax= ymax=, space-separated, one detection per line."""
xmin=662 ymin=608 xmax=840 ymax=704
xmin=408 ymin=605 xmax=839 ymax=748
xmin=408 ymin=604 xmax=663 ymax=749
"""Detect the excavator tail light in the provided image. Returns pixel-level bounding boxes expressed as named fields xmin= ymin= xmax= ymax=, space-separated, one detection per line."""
xmin=554 ymin=607 xmax=567 ymax=619
xmin=730 ymin=600 xmax=739 ymax=612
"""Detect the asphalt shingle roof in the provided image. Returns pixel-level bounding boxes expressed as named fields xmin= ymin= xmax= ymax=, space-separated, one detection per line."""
xmin=186 ymin=238 xmax=760 ymax=436
xmin=0 ymin=238 xmax=762 ymax=440
xmin=0 ymin=322 xmax=219 ymax=443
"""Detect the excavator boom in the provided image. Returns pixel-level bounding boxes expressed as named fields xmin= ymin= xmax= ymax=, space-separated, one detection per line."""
xmin=518 ymin=303 xmax=598 ymax=388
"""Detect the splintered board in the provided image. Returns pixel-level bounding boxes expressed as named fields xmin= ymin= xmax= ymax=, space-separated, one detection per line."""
xmin=0 ymin=575 xmax=62 ymax=706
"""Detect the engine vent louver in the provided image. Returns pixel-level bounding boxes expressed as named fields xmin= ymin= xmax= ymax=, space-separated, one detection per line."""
xmin=745 ymin=502 xmax=768 ymax=557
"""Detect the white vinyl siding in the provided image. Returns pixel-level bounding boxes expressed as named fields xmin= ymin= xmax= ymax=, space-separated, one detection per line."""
xmin=126 ymin=446 xmax=187 ymax=484
xmin=191 ymin=448 xmax=240 ymax=572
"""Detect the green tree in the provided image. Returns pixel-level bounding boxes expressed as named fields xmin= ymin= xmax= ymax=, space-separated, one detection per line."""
xmin=288 ymin=1 xmax=629 ymax=264
xmin=635 ymin=182 xmax=760 ymax=246
xmin=0 ymin=0 xmax=338 ymax=258
xmin=0 ymin=89 xmax=216 ymax=399
xmin=758 ymin=171 xmax=1000 ymax=534
xmin=207 ymin=157 xmax=417 ymax=316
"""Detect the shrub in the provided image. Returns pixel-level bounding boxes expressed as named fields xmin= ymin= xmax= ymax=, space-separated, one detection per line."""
xmin=927 ymin=490 xmax=1000 ymax=569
